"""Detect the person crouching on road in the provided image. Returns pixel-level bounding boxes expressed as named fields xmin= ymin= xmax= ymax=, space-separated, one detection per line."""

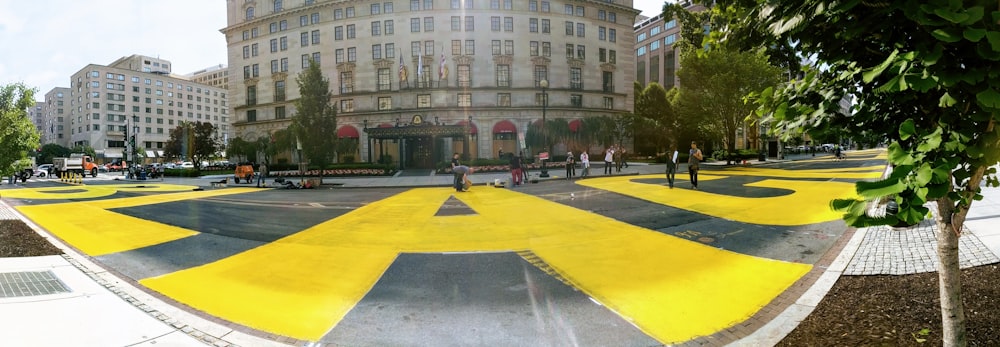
xmin=453 ymin=165 xmax=473 ymax=192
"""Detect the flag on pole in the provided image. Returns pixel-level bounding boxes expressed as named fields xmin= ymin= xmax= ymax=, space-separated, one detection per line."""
xmin=439 ymin=54 xmax=446 ymax=79
xmin=398 ymin=54 xmax=403 ymax=77
xmin=417 ymin=54 xmax=423 ymax=77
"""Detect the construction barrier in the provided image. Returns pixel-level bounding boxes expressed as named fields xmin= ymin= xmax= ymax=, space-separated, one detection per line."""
xmin=59 ymin=172 xmax=84 ymax=184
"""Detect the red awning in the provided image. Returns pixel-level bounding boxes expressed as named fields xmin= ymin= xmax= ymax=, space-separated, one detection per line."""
xmin=493 ymin=120 xmax=517 ymax=134
xmin=569 ymin=119 xmax=582 ymax=132
xmin=337 ymin=126 xmax=360 ymax=138
xmin=456 ymin=120 xmax=478 ymax=134
xmin=378 ymin=122 xmax=394 ymax=128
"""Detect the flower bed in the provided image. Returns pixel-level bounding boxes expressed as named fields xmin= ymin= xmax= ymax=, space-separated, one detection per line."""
xmin=270 ymin=168 xmax=396 ymax=177
xmin=437 ymin=161 xmax=567 ymax=174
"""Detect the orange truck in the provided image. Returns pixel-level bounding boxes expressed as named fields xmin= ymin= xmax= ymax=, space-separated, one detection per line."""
xmin=52 ymin=154 xmax=100 ymax=177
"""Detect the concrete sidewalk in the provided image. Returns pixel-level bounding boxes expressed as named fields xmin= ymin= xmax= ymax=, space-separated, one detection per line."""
xmin=2 ymin=152 xmax=998 ymax=346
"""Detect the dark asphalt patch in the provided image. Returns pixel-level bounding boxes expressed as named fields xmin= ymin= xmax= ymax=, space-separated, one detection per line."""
xmin=434 ymin=196 xmax=477 ymax=216
xmin=322 ymin=252 xmax=660 ymax=346
xmin=96 ymin=233 xmax=265 ymax=280
xmin=110 ymin=200 xmax=351 ymax=242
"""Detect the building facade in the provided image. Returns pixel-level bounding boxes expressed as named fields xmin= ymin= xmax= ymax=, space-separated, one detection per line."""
xmin=41 ymin=87 xmax=70 ymax=147
xmin=632 ymin=3 xmax=706 ymax=89
xmin=189 ymin=64 xmax=231 ymax=90
xmin=63 ymin=55 xmax=230 ymax=163
xmin=224 ymin=0 xmax=640 ymax=168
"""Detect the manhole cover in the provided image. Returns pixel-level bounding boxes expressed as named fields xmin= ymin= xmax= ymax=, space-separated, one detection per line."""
xmin=697 ymin=237 xmax=716 ymax=243
xmin=0 ymin=270 xmax=70 ymax=298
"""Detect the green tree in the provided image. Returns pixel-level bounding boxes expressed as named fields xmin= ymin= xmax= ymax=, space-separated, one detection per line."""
xmin=225 ymin=136 xmax=254 ymax=163
xmin=635 ymin=82 xmax=676 ymax=154
xmin=676 ymin=47 xmax=783 ymax=160
xmin=164 ymin=121 xmax=221 ymax=170
xmin=70 ymin=144 xmax=96 ymax=159
xmin=39 ymin=143 xmax=71 ymax=164
xmin=751 ymin=1 xmax=1000 ymax=345
xmin=292 ymin=60 xmax=338 ymax=184
xmin=0 ymin=83 xmax=41 ymax=177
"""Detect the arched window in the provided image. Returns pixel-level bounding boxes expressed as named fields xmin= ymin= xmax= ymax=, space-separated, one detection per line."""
xmin=273 ymin=0 xmax=282 ymax=12
xmin=245 ymin=7 xmax=255 ymax=20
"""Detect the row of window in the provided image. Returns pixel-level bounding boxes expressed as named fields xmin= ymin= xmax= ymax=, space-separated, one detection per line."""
xmin=636 ymin=34 xmax=678 ymax=56
xmin=89 ymin=71 xmax=218 ymax=96
xmin=637 ymin=19 xmax=678 ymax=42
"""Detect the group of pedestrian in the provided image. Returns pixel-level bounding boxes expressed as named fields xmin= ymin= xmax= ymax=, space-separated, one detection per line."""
xmin=664 ymin=141 xmax=703 ymax=189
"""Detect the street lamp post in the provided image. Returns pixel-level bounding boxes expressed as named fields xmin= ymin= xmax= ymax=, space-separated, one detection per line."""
xmin=539 ymin=79 xmax=549 ymax=178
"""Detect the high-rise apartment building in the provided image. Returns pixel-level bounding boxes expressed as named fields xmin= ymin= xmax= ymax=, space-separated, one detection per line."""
xmin=41 ymin=87 xmax=70 ymax=147
xmin=633 ymin=3 xmax=706 ymax=89
xmin=28 ymin=102 xmax=44 ymax=141
xmin=189 ymin=64 xmax=231 ymax=90
xmin=63 ymin=55 xmax=230 ymax=162
xmin=224 ymin=0 xmax=640 ymax=168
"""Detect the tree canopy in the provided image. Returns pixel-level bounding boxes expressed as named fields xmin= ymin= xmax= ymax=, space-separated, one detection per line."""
xmin=746 ymin=1 xmax=1000 ymax=345
xmin=163 ymin=121 xmax=222 ymax=170
xmin=0 ymin=83 xmax=41 ymax=176
xmin=292 ymin=60 xmax=338 ymax=183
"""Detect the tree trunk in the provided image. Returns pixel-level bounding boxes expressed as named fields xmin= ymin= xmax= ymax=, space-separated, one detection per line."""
xmin=935 ymin=198 xmax=967 ymax=347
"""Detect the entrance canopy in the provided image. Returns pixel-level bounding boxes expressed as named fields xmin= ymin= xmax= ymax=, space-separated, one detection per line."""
xmin=337 ymin=125 xmax=360 ymax=139
xmin=493 ymin=120 xmax=517 ymax=134
xmin=364 ymin=124 xmax=473 ymax=139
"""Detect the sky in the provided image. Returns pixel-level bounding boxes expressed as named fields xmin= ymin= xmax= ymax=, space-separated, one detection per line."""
xmin=1 ymin=0 xmax=668 ymax=102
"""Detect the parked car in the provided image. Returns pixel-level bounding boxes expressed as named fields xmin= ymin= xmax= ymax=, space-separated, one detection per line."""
xmin=34 ymin=164 xmax=53 ymax=178
xmin=163 ymin=162 xmax=177 ymax=169
xmin=105 ymin=160 xmax=126 ymax=171
xmin=179 ymin=162 xmax=195 ymax=169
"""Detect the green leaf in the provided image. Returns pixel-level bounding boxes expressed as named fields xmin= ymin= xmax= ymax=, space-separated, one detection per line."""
xmin=964 ymin=27 xmax=987 ymax=42
xmin=914 ymin=163 xmax=933 ymax=186
xmin=987 ymin=31 xmax=1000 ymax=52
xmin=939 ymin=92 xmax=958 ymax=107
xmin=889 ymin=142 xmax=916 ymax=165
xmin=933 ymin=7 xmax=970 ymax=23
xmin=899 ymin=119 xmax=917 ymax=140
xmin=932 ymin=28 xmax=962 ymax=43
xmin=855 ymin=177 xmax=905 ymax=198
xmin=927 ymin=182 xmax=950 ymax=199
xmin=916 ymin=126 xmax=943 ymax=152
xmin=976 ymin=88 xmax=1000 ymax=109
xmin=863 ymin=49 xmax=898 ymax=83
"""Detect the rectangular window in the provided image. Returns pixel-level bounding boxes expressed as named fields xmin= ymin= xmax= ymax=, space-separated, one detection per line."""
xmin=609 ymin=12 xmax=616 ymax=23
xmin=599 ymin=26 xmax=606 ymax=41
xmin=570 ymin=67 xmax=582 ymax=89
xmin=504 ymin=40 xmax=514 ymax=55
xmin=271 ymin=59 xmax=279 ymax=73
xmin=346 ymin=7 xmax=355 ymax=17
xmin=411 ymin=18 xmax=420 ymax=32
xmin=347 ymin=24 xmax=355 ymax=39
xmin=458 ymin=64 xmax=471 ymax=87
xmin=576 ymin=45 xmax=585 ymax=59
xmin=424 ymin=41 xmax=434 ymax=55
xmin=541 ymin=1 xmax=549 ymax=12
xmin=301 ymin=32 xmax=309 ymax=46
xmin=280 ymin=36 xmax=288 ymax=50
xmin=609 ymin=29 xmax=617 ymax=42
xmin=458 ymin=93 xmax=471 ymax=107
xmin=599 ymin=10 xmax=606 ymax=21
xmin=246 ymin=86 xmax=257 ymax=105
xmin=417 ymin=94 xmax=431 ymax=108
xmin=491 ymin=0 xmax=499 ymax=9
xmin=281 ymin=58 xmax=288 ymax=72
xmin=274 ymin=81 xmax=285 ymax=102
xmin=372 ymin=21 xmax=381 ymax=36
xmin=599 ymin=48 xmax=606 ymax=62
xmin=529 ymin=0 xmax=537 ymax=11
xmin=378 ymin=68 xmax=391 ymax=91
xmin=340 ymin=71 xmax=354 ymax=93
xmin=334 ymin=9 xmax=343 ymax=19
xmin=373 ymin=44 xmax=382 ymax=59
xmin=386 ymin=43 xmax=395 ymax=58
xmin=533 ymin=65 xmax=548 ymax=87
xmin=340 ymin=99 xmax=354 ymax=112
xmin=530 ymin=41 xmax=539 ymax=56
xmin=371 ymin=3 xmax=380 ymax=14
xmin=312 ymin=13 xmax=320 ymax=24
xmin=465 ymin=40 xmax=475 ymax=55
xmin=465 ymin=16 xmax=474 ymax=31
xmin=504 ymin=17 xmax=513 ymax=32
xmin=565 ymin=21 xmax=573 ymax=35
xmin=492 ymin=40 xmax=501 ymax=55
xmin=335 ymin=26 xmax=343 ymax=40
xmin=378 ymin=96 xmax=392 ymax=110
xmin=496 ymin=64 xmax=510 ymax=87
xmin=571 ymin=94 xmax=583 ymax=107
xmin=347 ymin=47 xmax=356 ymax=62
xmin=452 ymin=16 xmax=461 ymax=31
xmin=576 ymin=6 xmax=584 ymax=17
xmin=497 ymin=93 xmax=511 ymax=107
xmin=565 ymin=4 xmax=573 ymax=14
xmin=385 ymin=2 xmax=393 ymax=13
xmin=566 ymin=44 xmax=573 ymax=58
xmin=542 ymin=42 xmax=551 ymax=56
xmin=385 ymin=20 xmax=394 ymax=34
xmin=336 ymin=48 xmax=345 ymax=63
xmin=412 ymin=41 xmax=421 ymax=56
xmin=451 ymin=0 xmax=460 ymax=9
xmin=603 ymin=71 xmax=614 ymax=92
xmin=270 ymin=38 xmax=278 ymax=52
xmin=541 ymin=19 xmax=550 ymax=33
xmin=529 ymin=18 xmax=538 ymax=32
xmin=452 ymin=40 xmax=462 ymax=55
xmin=312 ymin=30 xmax=320 ymax=44
xmin=491 ymin=16 xmax=500 ymax=31
xmin=577 ymin=23 xmax=585 ymax=37
xmin=312 ymin=52 xmax=321 ymax=65
xmin=424 ymin=17 xmax=434 ymax=32
xmin=276 ymin=106 xmax=286 ymax=119
xmin=410 ymin=0 xmax=419 ymax=10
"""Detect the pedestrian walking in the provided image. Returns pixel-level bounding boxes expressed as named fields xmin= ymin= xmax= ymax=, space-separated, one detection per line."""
xmin=614 ymin=146 xmax=623 ymax=172
xmin=451 ymin=152 xmax=460 ymax=168
xmin=580 ymin=151 xmax=590 ymax=177
xmin=509 ymin=152 xmax=523 ymax=186
xmin=256 ymin=161 xmax=269 ymax=188
xmin=621 ymin=148 xmax=629 ymax=168
xmin=666 ymin=145 xmax=678 ymax=188
xmin=688 ymin=141 xmax=703 ymax=190
xmin=565 ymin=151 xmax=575 ymax=179
xmin=519 ymin=151 xmax=529 ymax=182
xmin=604 ymin=147 xmax=614 ymax=175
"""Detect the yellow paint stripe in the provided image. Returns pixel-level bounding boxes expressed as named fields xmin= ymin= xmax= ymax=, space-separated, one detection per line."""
xmin=710 ymin=166 xmax=883 ymax=179
xmin=14 ymin=187 xmax=261 ymax=256
xmin=1 ymin=183 xmax=202 ymax=200
xmin=579 ymin=175 xmax=862 ymax=225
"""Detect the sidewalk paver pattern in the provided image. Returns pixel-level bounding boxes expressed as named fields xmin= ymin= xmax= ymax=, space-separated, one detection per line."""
xmin=4 ymin=148 xmax=932 ymax=346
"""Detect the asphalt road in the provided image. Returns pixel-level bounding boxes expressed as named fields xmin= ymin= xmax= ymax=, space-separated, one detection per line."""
xmin=1 ymin=149 xmax=888 ymax=346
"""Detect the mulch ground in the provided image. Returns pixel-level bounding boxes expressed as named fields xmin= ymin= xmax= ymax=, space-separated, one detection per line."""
xmin=1 ymin=220 xmax=997 ymax=345
xmin=779 ymin=264 xmax=1000 ymax=346
xmin=0 ymin=219 xmax=63 ymax=257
